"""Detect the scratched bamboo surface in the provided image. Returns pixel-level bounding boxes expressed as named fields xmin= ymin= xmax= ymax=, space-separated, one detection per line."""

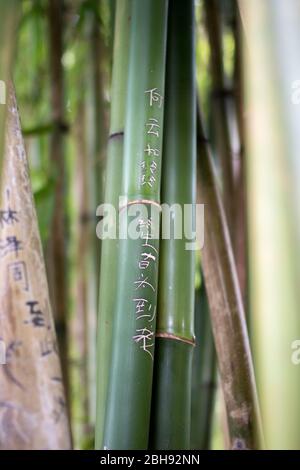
xmin=0 ymin=85 xmax=71 ymax=450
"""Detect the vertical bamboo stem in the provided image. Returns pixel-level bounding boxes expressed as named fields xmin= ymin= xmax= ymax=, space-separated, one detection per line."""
xmin=203 ymin=0 xmax=235 ymax=235
xmin=95 ymin=0 xmax=131 ymax=449
xmin=150 ymin=0 xmax=196 ymax=450
xmin=239 ymin=0 xmax=300 ymax=449
xmin=191 ymin=280 xmax=216 ymax=450
xmin=69 ymin=102 xmax=90 ymax=448
xmin=85 ymin=2 xmax=109 ymax=429
xmin=102 ymin=0 xmax=168 ymax=449
xmin=197 ymin=106 xmax=263 ymax=449
xmin=46 ymin=0 xmax=69 ymax=402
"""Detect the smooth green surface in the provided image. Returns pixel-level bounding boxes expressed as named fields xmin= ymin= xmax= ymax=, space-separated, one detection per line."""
xmin=150 ymin=0 xmax=196 ymax=450
xmin=95 ymin=0 xmax=131 ymax=449
xmin=122 ymin=0 xmax=168 ymax=202
xmin=191 ymin=281 xmax=216 ymax=450
xmin=150 ymin=339 xmax=193 ymax=450
xmin=156 ymin=0 xmax=196 ymax=341
xmin=102 ymin=0 xmax=168 ymax=449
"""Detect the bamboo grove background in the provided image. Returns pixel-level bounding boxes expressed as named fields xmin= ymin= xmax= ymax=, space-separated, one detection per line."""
xmin=0 ymin=0 xmax=300 ymax=450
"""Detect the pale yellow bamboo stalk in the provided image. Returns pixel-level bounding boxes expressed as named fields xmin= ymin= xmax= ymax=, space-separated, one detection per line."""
xmin=0 ymin=84 xmax=71 ymax=450
xmin=239 ymin=0 xmax=300 ymax=449
xmin=69 ymin=102 xmax=90 ymax=448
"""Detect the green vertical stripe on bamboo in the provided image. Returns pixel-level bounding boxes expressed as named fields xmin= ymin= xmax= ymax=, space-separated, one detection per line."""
xmin=150 ymin=0 xmax=196 ymax=450
xmin=85 ymin=3 xmax=108 ymax=429
xmin=102 ymin=0 xmax=168 ymax=450
xmin=191 ymin=279 xmax=216 ymax=450
xmin=95 ymin=0 xmax=131 ymax=449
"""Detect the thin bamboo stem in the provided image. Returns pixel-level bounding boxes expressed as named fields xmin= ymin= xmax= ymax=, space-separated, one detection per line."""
xmin=232 ymin=6 xmax=247 ymax=306
xmin=69 ymin=101 xmax=91 ymax=448
xmin=197 ymin=104 xmax=263 ymax=449
xmin=203 ymin=0 xmax=235 ymax=235
xmin=46 ymin=0 xmax=69 ymax=403
xmin=191 ymin=280 xmax=216 ymax=450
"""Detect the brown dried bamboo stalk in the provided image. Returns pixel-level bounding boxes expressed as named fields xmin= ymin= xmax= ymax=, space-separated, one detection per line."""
xmin=197 ymin=106 xmax=263 ymax=449
xmin=0 ymin=84 xmax=71 ymax=450
xmin=203 ymin=0 xmax=235 ymax=235
xmin=46 ymin=0 xmax=69 ymax=400
xmin=232 ymin=8 xmax=247 ymax=306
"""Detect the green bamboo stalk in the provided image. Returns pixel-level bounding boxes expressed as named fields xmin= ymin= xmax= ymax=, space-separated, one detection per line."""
xmin=0 ymin=1 xmax=20 ymax=188
xmin=102 ymin=0 xmax=168 ymax=450
xmin=85 ymin=2 xmax=109 ymax=430
xmin=238 ymin=0 xmax=300 ymax=449
xmin=149 ymin=0 xmax=196 ymax=450
xmin=203 ymin=0 xmax=235 ymax=235
xmin=197 ymin=106 xmax=263 ymax=449
xmin=95 ymin=0 xmax=131 ymax=449
xmin=191 ymin=279 xmax=216 ymax=450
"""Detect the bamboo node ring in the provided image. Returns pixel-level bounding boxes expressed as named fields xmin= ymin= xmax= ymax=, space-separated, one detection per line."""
xmin=156 ymin=332 xmax=196 ymax=346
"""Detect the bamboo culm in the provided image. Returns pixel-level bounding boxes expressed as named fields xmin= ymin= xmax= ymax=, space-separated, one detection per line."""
xmin=150 ymin=0 xmax=196 ymax=450
xmin=95 ymin=0 xmax=131 ymax=449
xmin=102 ymin=0 xmax=168 ymax=449
xmin=197 ymin=105 xmax=263 ymax=449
